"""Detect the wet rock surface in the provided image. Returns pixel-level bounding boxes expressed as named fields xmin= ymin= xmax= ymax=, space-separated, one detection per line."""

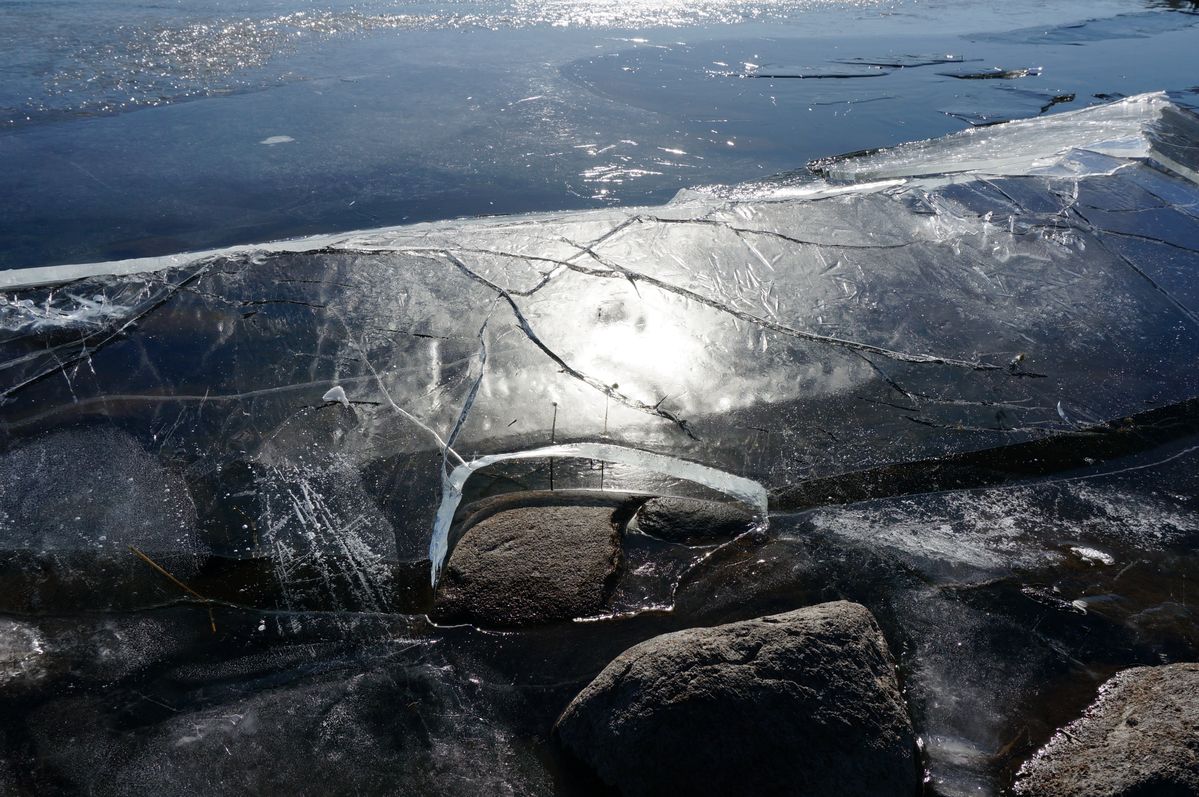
xmin=1014 ymin=662 xmax=1199 ymax=797
xmin=432 ymin=506 xmax=623 ymax=627
xmin=554 ymin=601 xmax=919 ymax=797
xmin=634 ymin=496 xmax=756 ymax=543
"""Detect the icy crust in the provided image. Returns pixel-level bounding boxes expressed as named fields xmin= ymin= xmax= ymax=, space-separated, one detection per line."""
xmin=2 ymin=94 xmax=1199 ymax=601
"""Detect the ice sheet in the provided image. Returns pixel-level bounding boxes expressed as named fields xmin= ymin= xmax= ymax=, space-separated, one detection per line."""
xmin=3 ymin=93 xmax=1199 ymax=608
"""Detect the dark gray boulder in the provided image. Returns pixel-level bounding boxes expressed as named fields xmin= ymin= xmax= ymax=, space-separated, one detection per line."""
xmin=554 ymin=600 xmax=920 ymax=797
xmin=1014 ymin=662 xmax=1199 ymax=797
xmin=431 ymin=505 xmax=623 ymax=627
xmin=634 ymin=496 xmax=755 ymax=543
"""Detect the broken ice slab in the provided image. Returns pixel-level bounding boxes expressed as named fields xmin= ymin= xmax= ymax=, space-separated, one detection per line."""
xmin=939 ymin=66 xmax=1043 ymax=80
xmin=742 ymin=63 xmax=890 ymax=79
xmin=940 ymin=87 xmax=1075 ymax=128
xmin=833 ymin=54 xmax=973 ymax=69
xmin=3 ymin=93 xmax=1199 ymax=610
xmin=813 ymin=91 xmax=1199 ymax=181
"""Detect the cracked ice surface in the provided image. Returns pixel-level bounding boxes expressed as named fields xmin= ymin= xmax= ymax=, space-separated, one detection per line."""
xmin=2 ymin=92 xmax=1199 ymax=610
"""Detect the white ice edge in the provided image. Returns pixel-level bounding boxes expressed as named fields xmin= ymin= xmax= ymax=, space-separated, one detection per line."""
xmin=0 ymin=178 xmax=923 ymax=291
xmin=428 ymin=442 xmax=769 ymax=587
xmin=0 ymin=208 xmax=587 ymax=290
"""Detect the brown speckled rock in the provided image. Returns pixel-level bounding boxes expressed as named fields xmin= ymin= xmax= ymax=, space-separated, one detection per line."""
xmin=431 ymin=506 xmax=622 ymax=627
xmin=554 ymin=601 xmax=920 ymax=797
xmin=1014 ymin=662 xmax=1199 ymax=797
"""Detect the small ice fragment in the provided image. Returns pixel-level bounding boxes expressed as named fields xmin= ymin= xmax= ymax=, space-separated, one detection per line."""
xmin=322 ymin=386 xmax=349 ymax=406
xmin=1071 ymin=599 xmax=1088 ymax=614
xmin=942 ymin=66 xmax=1042 ymax=80
xmin=259 ymin=135 xmax=295 ymax=145
xmin=1070 ymin=546 xmax=1115 ymax=566
xmin=1056 ymin=401 xmax=1072 ymax=425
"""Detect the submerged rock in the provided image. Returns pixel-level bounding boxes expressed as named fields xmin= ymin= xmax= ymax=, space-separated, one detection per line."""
xmin=634 ymin=496 xmax=755 ymax=543
xmin=554 ymin=601 xmax=919 ymax=797
xmin=26 ymin=653 xmax=551 ymax=797
xmin=431 ymin=506 xmax=623 ymax=627
xmin=0 ymin=427 xmax=200 ymax=557
xmin=0 ymin=619 xmax=48 ymax=689
xmin=0 ymin=426 xmax=206 ymax=612
xmin=1014 ymin=662 xmax=1199 ymax=797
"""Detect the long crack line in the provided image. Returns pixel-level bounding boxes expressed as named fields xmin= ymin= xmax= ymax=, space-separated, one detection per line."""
xmin=443 ymin=310 xmax=494 ymax=475
xmin=301 ymin=235 xmax=1003 ymax=371
xmin=555 ymin=239 xmax=1003 ymax=371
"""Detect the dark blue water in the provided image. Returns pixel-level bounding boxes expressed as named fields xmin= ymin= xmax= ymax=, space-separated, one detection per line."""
xmin=2 ymin=0 xmax=1198 ymax=270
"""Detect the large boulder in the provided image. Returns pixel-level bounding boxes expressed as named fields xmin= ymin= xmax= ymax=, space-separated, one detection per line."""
xmin=554 ymin=601 xmax=920 ymax=797
xmin=634 ymin=496 xmax=755 ymax=544
xmin=431 ymin=505 xmax=623 ymax=627
xmin=1014 ymin=662 xmax=1199 ymax=797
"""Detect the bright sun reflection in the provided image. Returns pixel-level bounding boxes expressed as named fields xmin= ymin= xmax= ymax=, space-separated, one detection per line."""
xmin=513 ymin=0 xmax=884 ymax=29
xmin=572 ymin=295 xmax=713 ymax=414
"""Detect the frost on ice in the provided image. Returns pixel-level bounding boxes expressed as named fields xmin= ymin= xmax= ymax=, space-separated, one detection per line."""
xmin=2 ymin=92 xmax=1199 ymax=609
